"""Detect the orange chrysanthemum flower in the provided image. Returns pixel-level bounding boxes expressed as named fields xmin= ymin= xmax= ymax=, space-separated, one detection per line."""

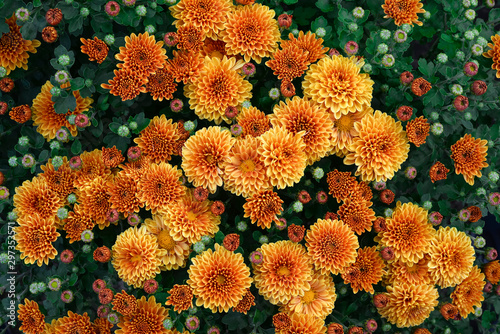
xmin=342 ymin=246 xmax=385 ymax=294
xmin=237 ymin=106 xmax=271 ymax=138
xmin=200 ymin=38 xmax=228 ymax=58
xmin=112 ymin=290 xmax=138 ymax=316
xmin=176 ymin=24 xmax=205 ymax=52
xmin=222 ymin=136 xmax=271 ymax=198
xmin=270 ymin=97 xmax=334 ymax=165
xmin=14 ymin=214 xmax=59 ymax=266
xmin=168 ymin=50 xmax=204 ymax=84
xmin=276 ymin=312 xmax=326 ymax=334
xmin=303 ymin=55 xmax=374 ymax=118
xmin=379 ymin=283 xmax=438 ymax=328
xmin=265 ymin=44 xmax=309 ymax=81
xmin=137 ymin=162 xmax=186 ymax=214
xmin=108 ymin=172 xmax=144 ymax=217
xmin=483 ymin=260 xmax=500 ymax=284
xmin=355 ymin=181 xmax=373 ymax=201
xmin=165 ymin=285 xmax=194 ymax=313
xmin=0 ymin=15 xmax=41 ymax=75
xmin=233 ymin=288 xmax=255 ymax=314
xmin=112 ymin=226 xmax=165 ymax=288
xmin=80 ymin=36 xmax=108 ymax=64
xmin=55 ymin=311 xmax=94 ymax=334
xmin=385 ymin=257 xmax=433 ymax=286
xmin=468 ymin=206 xmax=482 ymax=223
xmin=9 ymin=105 xmax=31 ymax=123
xmin=406 ymin=116 xmax=430 ymax=147
xmin=187 ymin=244 xmax=252 ymax=313
xmin=101 ymin=68 xmax=148 ymax=101
xmin=220 ymin=3 xmax=281 ymax=63
xmin=63 ymin=204 xmax=95 ymax=243
xmin=281 ymin=31 xmax=329 ymax=65
xmin=243 ymin=190 xmax=283 ymax=229
xmin=258 ymin=126 xmax=306 ymax=189
xmin=440 ymin=303 xmax=459 ymax=320
xmin=115 ymin=296 xmax=170 ymax=334
xmin=330 ymin=105 xmax=373 ymax=156
xmin=118 ymin=155 xmax=151 ymax=180
xmin=144 ymin=214 xmax=191 ymax=270
xmin=163 ymin=189 xmax=221 ymax=244
xmin=74 ymin=149 xmax=111 ymax=188
xmin=253 ymin=240 xmax=313 ymax=305
xmin=145 ymin=66 xmax=178 ymax=101
xmin=337 ymin=197 xmax=375 ymax=235
xmin=326 ymin=170 xmax=357 ymax=203
xmin=115 ymin=32 xmax=167 ymax=78
xmin=170 ymin=0 xmax=232 ymax=40
xmin=305 ymin=219 xmax=359 ymax=275
xmin=344 ymin=110 xmax=410 ymax=182
xmin=93 ymin=318 xmax=113 ymax=334
xmin=184 ymin=56 xmax=252 ymax=124
xmin=451 ymin=266 xmax=486 ymax=318
xmin=284 ymin=273 xmax=337 ymax=319
xmin=429 ymin=161 xmax=449 ymax=183
xmin=427 ymin=226 xmax=475 ymax=288
xmin=379 ymin=202 xmax=436 ymax=265
xmin=13 ymin=177 xmax=61 ymax=221
xmin=18 ymin=299 xmax=45 ymax=334
xmin=411 ymin=77 xmax=432 ymax=96
xmin=483 ymin=34 xmax=500 ymax=78
xmin=382 ymin=0 xmax=425 ymax=26
xmin=102 ymin=146 xmax=124 ymax=168
xmin=134 ymin=114 xmax=180 ymax=163
xmin=450 ymin=134 xmax=488 ymax=185
xmin=273 ymin=313 xmax=292 ymax=332
xmin=39 ymin=157 xmax=76 ymax=202
xmin=182 ymin=126 xmax=235 ymax=193
xmin=32 ymin=81 xmax=93 ymax=140
xmin=79 ymin=176 xmax=112 ymax=229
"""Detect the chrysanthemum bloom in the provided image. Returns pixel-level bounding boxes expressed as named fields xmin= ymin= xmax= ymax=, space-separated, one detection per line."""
xmin=396 ymin=106 xmax=413 ymax=122
xmin=330 ymin=104 xmax=373 ymax=156
xmin=182 ymin=126 xmax=235 ymax=193
xmin=327 ymin=323 xmax=344 ymax=334
xmin=112 ymin=226 xmax=165 ymax=288
xmin=53 ymin=311 xmax=94 ymax=334
xmin=93 ymin=318 xmax=113 ymax=333
xmin=223 ymin=233 xmax=240 ymax=251
xmin=483 ymin=34 xmax=500 ymax=78
xmin=253 ymin=240 xmax=313 ymax=305
xmin=101 ymin=68 xmax=148 ymax=101
xmin=176 ymin=24 xmax=205 ymax=53
xmin=32 ymin=81 xmax=93 ymax=140
xmin=471 ymin=80 xmax=487 ymax=95
xmin=220 ymin=3 xmax=281 ymax=63
xmin=288 ymin=224 xmax=306 ymax=243
xmin=483 ymin=260 xmax=500 ymax=284
xmin=46 ymin=8 xmax=62 ymax=25
xmin=93 ymin=279 xmax=106 ymax=293
xmin=451 ymin=266 xmax=486 ymax=318
xmin=271 ymin=97 xmax=334 ymax=165
xmin=385 ymin=257 xmax=433 ymax=286
xmin=344 ymin=110 xmax=409 ymax=182
xmin=427 ymin=226 xmax=474 ymax=288
xmin=115 ymin=32 xmax=167 ymax=79
xmin=406 ymin=116 xmax=430 ymax=147
xmin=266 ymin=44 xmax=309 ymax=81
xmin=342 ymin=246 xmax=385 ymax=294
xmin=134 ymin=114 xmax=180 ymax=163
xmin=440 ymin=303 xmax=459 ymax=320
xmin=0 ymin=101 xmax=7 ymax=115
xmin=278 ymin=13 xmax=293 ymax=29
xmin=168 ymin=50 xmax=204 ymax=84
xmin=450 ymin=134 xmax=488 ymax=185
xmin=326 ymin=170 xmax=357 ymax=203
xmin=429 ymin=161 xmax=449 ymax=183
xmin=108 ymin=172 xmax=143 ymax=217
xmin=273 ymin=313 xmax=292 ymax=332
xmin=303 ymin=55 xmax=373 ymax=118
xmin=221 ymin=136 xmax=271 ymax=198
xmin=187 ymin=244 xmax=252 ymax=312
xmin=165 ymin=285 xmax=193 ymax=313
xmin=101 ymin=146 xmax=124 ymax=169
xmin=60 ymin=249 xmax=74 ymax=263
xmin=164 ymin=189 xmax=221 ymax=244
xmin=243 ymin=190 xmax=283 ymax=229
xmin=400 ymin=71 xmax=414 ymax=85
xmin=280 ymin=79 xmax=296 ymax=98
xmin=281 ymin=31 xmax=329 ymax=64
xmin=200 ymin=38 xmax=228 ymax=58
xmin=112 ymin=290 xmax=137 ymax=316
xmin=0 ymin=77 xmax=14 ymax=92
xmin=379 ymin=202 xmax=436 ymax=265
xmin=116 ymin=296 xmax=170 ymax=334
xmin=467 ymin=206 xmax=482 ymax=222
xmin=9 ymin=105 xmax=31 ymax=123
xmin=0 ymin=15 xmax=41 ymax=75
xmin=80 ymin=37 xmax=109 ymax=64
xmin=337 ymin=197 xmax=376 ymax=235
xmin=144 ymin=214 xmax=191 ymax=270
xmin=276 ymin=313 xmax=326 ymax=334
xmin=39 ymin=158 xmax=76 ymax=202
xmin=454 ymin=95 xmax=469 ymax=111
xmin=237 ymin=106 xmax=271 ymax=138
xmin=17 ymin=299 xmax=45 ymax=334
xmin=74 ymin=149 xmax=111 ymax=188
xmin=305 ymin=219 xmax=359 ymax=275
xmin=379 ymin=189 xmax=394 ymax=205
xmin=163 ymin=32 xmax=178 ymax=47
xmin=347 ymin=326 xmax=363 ymax=334
xmin=258 ymin=126 xmax=306 ymax=189
xmin=378 ymin=283 xmax=438 ymax=328
xmin=170 ymin=0 xmax=232 ymax=40
xmin=233 ymin=288 xmax=256 ymax=314
xmin=79 ymin=177 xmax=112 ymax=229
xmin=145 ymin=66 xmax=178 ymax=101
xmin=99 ymin=288 xmax=114 ymax=304
xmin=13 ymin=177 xmax=61 ymax=221
xmin=137 ymin=162 xmax=186 ymax=214
xmin=285 ymin=273 xmax=337 ymax=319
xmin=94 ymin=246 xmax=111 ymax=263
xmin=411 ymin=77 xmax=432 ymax=96
xmin=381 ymin=0 xmax=425 ymax=26
xmin=185 ymin=56 xmax=252 ymax=125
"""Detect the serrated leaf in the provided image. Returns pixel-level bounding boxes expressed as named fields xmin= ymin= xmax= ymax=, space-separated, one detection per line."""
xmin=68 ymin=16 xmax=84 ymax=34
xmin=54 ymin=94 xmax=77 ymax=114
xmin=20 ymin=23 xmax=37 ymax=40
xmin=70 ymin=77 xmax=85 ymax=91
xmin=71 ymin=139 xmax=82 ymax=155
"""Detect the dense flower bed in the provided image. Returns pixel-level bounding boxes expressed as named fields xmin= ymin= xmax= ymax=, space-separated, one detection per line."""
xmin=1 ymin=0 xmax=500 ymax=333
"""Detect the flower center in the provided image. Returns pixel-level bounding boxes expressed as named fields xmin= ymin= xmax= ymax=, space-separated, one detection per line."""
xmin=239 ymin=159 xmax=256 ymax=173
xmin=216 ymin=274 xmax=226 ymax=285
xmin=277 ymin=266 xmax=291 ymax=276
xmin=302 ymin=289 xmax=316 ymax=303
xmin=335 ymin=115 xmax=354 ymax=132
xmin=186 ymin=210 xmax=198 ymax=221
xmin=157 ymin=230 xmax=176 ymax=251
xmin=130 ymin=254 xmax=142 ymax=262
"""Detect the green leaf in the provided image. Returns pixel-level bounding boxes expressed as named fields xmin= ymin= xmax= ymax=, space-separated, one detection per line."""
xmin=38 ymin=150 xmax=49 ymax=162
xmin=316 ymin=0 xmax=335 ymax=13
xmin=345 ymin=302 xmax=358 ymax=315
xmin=109 ymin=122 xmax=121 ymax=133
xmin=284 ymin=0 xmax=298 ymax=4
xmin=0 ymin=20 xmax=9 ymax=34
xmin=54 ymin=45 xmax=68 ymax=58
xmin=70 ymin=78 xmax=85 ymax=91
xmin=215 ymin=231 xmax=224 ymax=244
xmin=20 ymin=23 xmax=37 ymax=40
xmin=489 ymin=8 xmax=500 ymax=22
xmin=60 ymin=3 xmax=79 ymax=20
xmin=69 ymin=273 xmax=78 ymax=286
xmin=222 ymin=311 xmax=247 ymax=331
xmin=68 ymin=16 xmax=84 ymax=34
xmin=482 ymin=310 xmax=496 ymax=329
xmin=71 ymin=139 xmax=82 ymax=155
xmin=54 ymin=94 xmax=77 ymax=114
xmin=311 ymin=16 xmax=328 ymax=31
xmin=33 ymin=0 xmax=42 ymax=7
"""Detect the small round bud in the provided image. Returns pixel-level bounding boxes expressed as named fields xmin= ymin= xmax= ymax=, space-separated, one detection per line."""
xmin=377 ymin=43 xmax=388 ymax=54
xmin=16 ymin=8 xmax=30 ymax=22
xmin=363 ymin=63 xmax=372 ymax=73
xmin=405 ymin=166 xmax=417 ymax=179
xmin=0 ymin=67 xmax=6 ymax=78
xmin=80 ymin=7 xmax=90 ymax=17
xmin=241 ymin=100 xmax=251 ymax=109
xmin=430 ymin=111 xmax=439 ymax=120
xmin=145 ymin=25 xmax=156 ymax=34
xmin=50 ymin=141 xmax=61 ymax=151
xmin=81 ymin=229 xmax=94 ymax=243
xmin=117 ymin=125 xmax=130 ymax=137
xmin=380 ymin=29 xmax=391 ymax=40
xmin=465 ymin=9 xmax=476 ymax=20
xmin=431 ymin=123 xmax=444 ymax=135
xmin=292 ymin=201 xmax=303 ymax=212
xmin=384 ymin=208 xmax=393 ymax=217
xmin=269 ymin=87 xmax=280 ymax=99
xmin=18 ymin=136 xmax=29 ymax=146
xmin=394 ymin=30 xmax=407 ymax=43
xmin=136 ymin=5 xmax=147 ymax=16
xmin=193 ymin=241 xmax=205 ymax=253
xmin=471 ymin=44 xmax=483 ymax=56
xmin=464 ymin=112 xmax=472 ymax=120
xmin=456 ymin=50 xmax=465 ymax=61
xmin=488 ymin=171 xmax=499 ymax=183
xmin=82 ymin=244 xmax=91 ymax=253
xmin=465 ymin=31 xmax=475 ymax=40
xmin=164 ymin=319 xmax=174 ymax=330
xmin=184 ymin=121 xmax=195 ymax=132
xmin=315 ymin=27 xmax=326 ymax=38
xmin=128 ymin=121 xmax=137 ymax=130
xmin=474 ymin=226 xmax=483 ymax=235
xmin=352 ymin=7 xmax=365 ymax=18
xmin=400 ymin=23 xmax=412 ymax=33
xmin=258 ymin=235 xmax=269 ymax=244
xmin=48 ymin=278 xmax=62 ymax=291
xmin=474 ymin=236 xmax=486 ymax=248
xmin=237 ymin=221 xmax=247 ymax=232
xmin=451 ymin=84 xmax=463 ymax=95
xmin=21 ymin=154 xmax=36 ymax=168
xmin=50 ymin=87 xmax=61 ymax=96
xmin=58 ymin=55 xmax=71 ymax=66
xmin=422 ymin=201 xmax=432 ymax=210
xmin=437 ymin=53 xmax=448 ymax=63
xmin=67 ymin=193 xmax=77 ymax=204
xmin=380 ymin=84 xmax=389 ymax=92
xmin=312 ymin=167 xmax=324 ymax=180
xmin=104 ymin=34 xmax=115 ymax=45
xmin=458 ymin=209 xmax=470 ymax=222
xmin=29 ymin=283 xmax=39 ymax=294
xmin=57 ymin=208 xmax=69 ymax=220
xmin=347 ymin=23 xmax=358 ymax=32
